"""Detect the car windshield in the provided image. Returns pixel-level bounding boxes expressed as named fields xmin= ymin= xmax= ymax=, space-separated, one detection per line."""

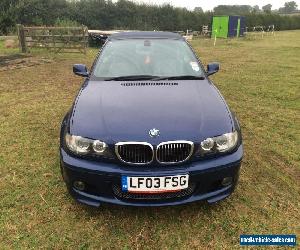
xmin=92 ymin=38 xmax=204 ymax=79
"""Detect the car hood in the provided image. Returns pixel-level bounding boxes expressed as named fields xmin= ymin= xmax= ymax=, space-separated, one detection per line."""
xmin=69 ymin=80 xmax=233 ymax=144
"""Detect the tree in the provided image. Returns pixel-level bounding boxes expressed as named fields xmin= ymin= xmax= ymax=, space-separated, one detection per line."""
xmin=0 ymin=0 xmax=20 ymax=34
xmin=1 ymin=0 xmax=300 ymax=35
xmin=252 ymin=5 xmax=260 ymax=13
xmin=262 ymin=4 xmax=272 ymax=13
xmin=279 ymin=1 xmax=298 ymax=13
xmin=194 ymin=7 xmax=203 ymax=13
xmin=17 ymin=0 xmax=70 ymax=26
xmin=213 ymin=5 xmax=252 ymax=15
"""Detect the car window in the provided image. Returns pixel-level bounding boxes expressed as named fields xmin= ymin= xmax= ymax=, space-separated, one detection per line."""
xmin=92 ymin=39 xmax=204 ymax=78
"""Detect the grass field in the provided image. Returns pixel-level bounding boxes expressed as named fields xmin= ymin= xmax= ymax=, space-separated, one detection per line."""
xmin=0 ymin=31 xmax=299 ymax=249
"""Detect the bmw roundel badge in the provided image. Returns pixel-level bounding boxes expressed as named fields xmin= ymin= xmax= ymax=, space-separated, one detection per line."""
xmin=149 ymin=128 xmax=160 ymax=138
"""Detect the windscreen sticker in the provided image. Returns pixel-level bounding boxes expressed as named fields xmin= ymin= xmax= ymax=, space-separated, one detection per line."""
xmin=190 ymin=62 xmax=200 ymax=71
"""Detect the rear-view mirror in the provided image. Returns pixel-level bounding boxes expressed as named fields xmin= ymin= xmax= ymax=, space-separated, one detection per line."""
xmin=73 ymin=64 xmax=89 ymax=77
xmin=207 ymin=62 xmax=220 ymax=76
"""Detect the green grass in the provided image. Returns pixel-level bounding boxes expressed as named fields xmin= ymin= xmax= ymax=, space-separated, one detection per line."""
xmin=0 ymin=31 xmax=299 ymax=249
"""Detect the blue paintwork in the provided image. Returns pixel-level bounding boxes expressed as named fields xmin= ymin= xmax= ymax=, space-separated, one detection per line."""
xmin=73 ymin=64 xmax=89 ymax=77
xmin=60 ymin=32 xmax=243 ymax=207
xmin=228 ymin=16 xmax=246 ymax=37
xmin=60 ymin=145 xmax=242 ymax=207
xmin=69 ymin=79 xmax=233 ymax=144
xmin=239 ymin=16 xmax=246 ymax=36
xmin=207 ymin=63 xmax=220 ymax=76
xmin=110 ymin=31 xmax=182 ymax=40
xmin=228 ymin=16 xmax=238 ymax=37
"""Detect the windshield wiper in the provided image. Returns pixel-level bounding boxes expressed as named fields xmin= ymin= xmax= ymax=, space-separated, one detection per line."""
xmin=151 ymin=75 xmax=205 ymax=81
xmin=104 ymin=75 xmax=159 ymax=81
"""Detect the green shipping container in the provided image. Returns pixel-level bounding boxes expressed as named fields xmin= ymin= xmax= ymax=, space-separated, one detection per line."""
xmin=212 ymin=16 xmax=229 ymax=38
xmin=212 ymin=15 xmax=246 ymax=38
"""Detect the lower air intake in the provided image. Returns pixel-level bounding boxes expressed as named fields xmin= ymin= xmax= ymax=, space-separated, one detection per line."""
xmin=112 ymin=183 xmax=196 ymax=200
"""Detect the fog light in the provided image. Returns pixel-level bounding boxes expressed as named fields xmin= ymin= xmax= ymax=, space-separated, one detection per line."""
xmin=73 ymin=181 xmax=85 ymax=191
xmin=221 ymin=177 xmax=233 ymax=186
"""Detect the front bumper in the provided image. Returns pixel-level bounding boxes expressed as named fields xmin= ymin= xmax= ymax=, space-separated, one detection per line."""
xmin=60 ymin=145 xmax=243 ymax=207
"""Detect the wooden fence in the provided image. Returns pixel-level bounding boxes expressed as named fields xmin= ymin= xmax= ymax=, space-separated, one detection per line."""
xmin=17 ymin=25 xmax=88 ymax=54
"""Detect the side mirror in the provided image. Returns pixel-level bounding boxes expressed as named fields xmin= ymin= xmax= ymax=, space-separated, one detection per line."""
xmin=207 ymin=62 xmax=220 ymax=76
xmin=73 ymin=64 xmax=89 ymax=77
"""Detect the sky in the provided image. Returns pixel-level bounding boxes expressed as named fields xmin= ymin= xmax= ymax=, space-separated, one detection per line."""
xmin=133 ymin=0 xmax=300 ymax=11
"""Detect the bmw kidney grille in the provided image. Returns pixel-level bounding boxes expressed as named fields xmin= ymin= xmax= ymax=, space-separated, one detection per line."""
xmin=115 ymin=141 xmax=194 ymax=165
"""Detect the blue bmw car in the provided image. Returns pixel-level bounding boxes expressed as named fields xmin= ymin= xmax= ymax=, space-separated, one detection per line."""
xmin=60 ymin=31 xmax=243 ymax=207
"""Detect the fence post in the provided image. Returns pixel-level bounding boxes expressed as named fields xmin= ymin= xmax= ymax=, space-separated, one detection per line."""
xmin=82 ymin=25 xmax=88 ymax=54
xmin=17 ymin=24 xmax=27 ymax=53
xmin=213 ymin=29 xmax=218 ymax=46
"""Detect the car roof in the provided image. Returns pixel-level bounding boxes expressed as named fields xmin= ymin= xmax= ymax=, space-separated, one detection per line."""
xmin=108 ymin=31 xmax=183 ymax=40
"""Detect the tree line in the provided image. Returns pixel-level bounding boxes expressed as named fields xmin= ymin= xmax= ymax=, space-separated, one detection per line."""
xmin=213 ymin=2 xmax=298 ymax=15
xmin=1 ymin=0 xmax=300 ymax=35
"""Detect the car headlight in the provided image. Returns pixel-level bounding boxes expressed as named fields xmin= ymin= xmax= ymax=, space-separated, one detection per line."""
xmin=200 ymin=131 xmax=238 ymax=154
xmin=65 ymin=133 xmax=108 ymax=155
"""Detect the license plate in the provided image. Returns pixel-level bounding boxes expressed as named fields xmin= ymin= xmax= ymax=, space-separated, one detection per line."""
xmin=121 ymin=174 xmax=189 ymax=193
